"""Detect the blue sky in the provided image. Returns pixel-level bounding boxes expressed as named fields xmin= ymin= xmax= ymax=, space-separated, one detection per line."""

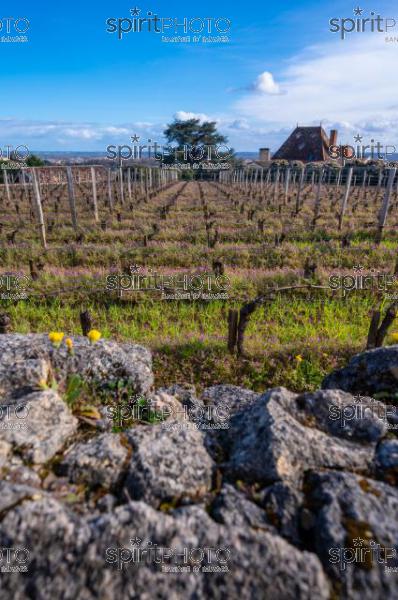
xmin=1 ymin=0 xmax=397 ymax=151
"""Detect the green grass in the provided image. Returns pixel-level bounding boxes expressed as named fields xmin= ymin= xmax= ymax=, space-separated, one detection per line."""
xmin=4 ymin=290 xmax=393 ymax=393
xmin=2 ymin=180 xmax=398 ymax=393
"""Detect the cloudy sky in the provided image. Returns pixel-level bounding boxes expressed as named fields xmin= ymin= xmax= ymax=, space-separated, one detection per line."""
xmin=2 ymin=0 xmax=397 ymax=151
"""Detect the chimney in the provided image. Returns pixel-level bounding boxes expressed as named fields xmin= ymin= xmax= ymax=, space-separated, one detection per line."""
xmin=259 ymin=148 xmax=270 ymax=162
xmin=329 ymin=129 xmax=338 ymax=147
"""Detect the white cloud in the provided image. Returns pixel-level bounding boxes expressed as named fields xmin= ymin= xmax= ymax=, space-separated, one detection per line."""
xmin=234 ymin=34 xmax=398 ymax=148
xmin=174 ymin=111 xmax=212 ymax=122
xmin=252 ymin=71 xmax=283 ymax=95
xmin=132 ymin=122 xmax=155 ymax=130
xmin=227 ymin=119 xmax=250 ymax=130
xmin=103 ymin=126 xmax=130 ymax=135
xmin=63 ymin=128 xmax=101 ymax=140
xmin=0 ymin=119 xmax=162 ymax=148
xmin=3 ymin=32 xmax=397 ymax=154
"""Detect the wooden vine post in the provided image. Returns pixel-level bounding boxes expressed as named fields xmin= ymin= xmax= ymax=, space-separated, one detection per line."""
xmin=107 ymin=168 xmax=113 ymax=212
xmin=312 ymin=168 xmax=323 ymax=229
xmin=119 ymin=167 xmax=125 ymax=206
xmin=30 ymin=168 xmax=47 ymax=249
xmin=80 ymin=310 xmax=92 ymax=336
xmin=227 ymin=285 xmax=329 ymax=357
xmin=376 ymin=167 xmax=396 ymax=244
xmin=3 ymin=168 xmax=11 ymax=204
xmin=338 ymin=166 xmax=353 ymax=230
xmin=295 ymin=168 xmax=305 ymax=215
xmin=367 ymin=302 xmax=398 ymax=349
xmin=90 ymin=166 xmax=99 ymax=223
xmin=65 ymin=166 xmax=78 ymax=231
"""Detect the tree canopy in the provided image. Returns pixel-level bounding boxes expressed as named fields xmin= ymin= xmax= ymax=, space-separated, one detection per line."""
xmin=162 ymin=118 xmax=231 ymax=166
xmin=26 ymin=154 xmax=45 ymax=167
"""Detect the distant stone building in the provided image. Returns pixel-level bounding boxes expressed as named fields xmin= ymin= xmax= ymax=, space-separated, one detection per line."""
xmin=259 ymin=148 xmax=271 ymax=162
xmin=271 ymin=126 xmax=337 ymax=163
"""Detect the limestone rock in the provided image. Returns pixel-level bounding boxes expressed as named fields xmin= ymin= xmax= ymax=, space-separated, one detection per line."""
xmin=124 ymin=423 xmax=214 ymax=507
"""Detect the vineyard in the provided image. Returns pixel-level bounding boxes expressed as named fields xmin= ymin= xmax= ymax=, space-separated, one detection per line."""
xmin=1 ymin=163 xmax=398 ymax=391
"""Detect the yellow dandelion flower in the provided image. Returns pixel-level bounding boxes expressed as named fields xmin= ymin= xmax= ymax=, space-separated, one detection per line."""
xmin=87 ymin=329 xmax=101 ymax=344
xmin=48 ymin=331 xmax=64 ymax=346
xmin=295 ymin=354 xmax=304 ymax=363
xmin=65 ymin=337 xmax=74 ymax=352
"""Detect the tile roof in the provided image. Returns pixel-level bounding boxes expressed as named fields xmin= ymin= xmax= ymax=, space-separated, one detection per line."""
xmin=273 ymin=126 xmax=331 ymax=162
